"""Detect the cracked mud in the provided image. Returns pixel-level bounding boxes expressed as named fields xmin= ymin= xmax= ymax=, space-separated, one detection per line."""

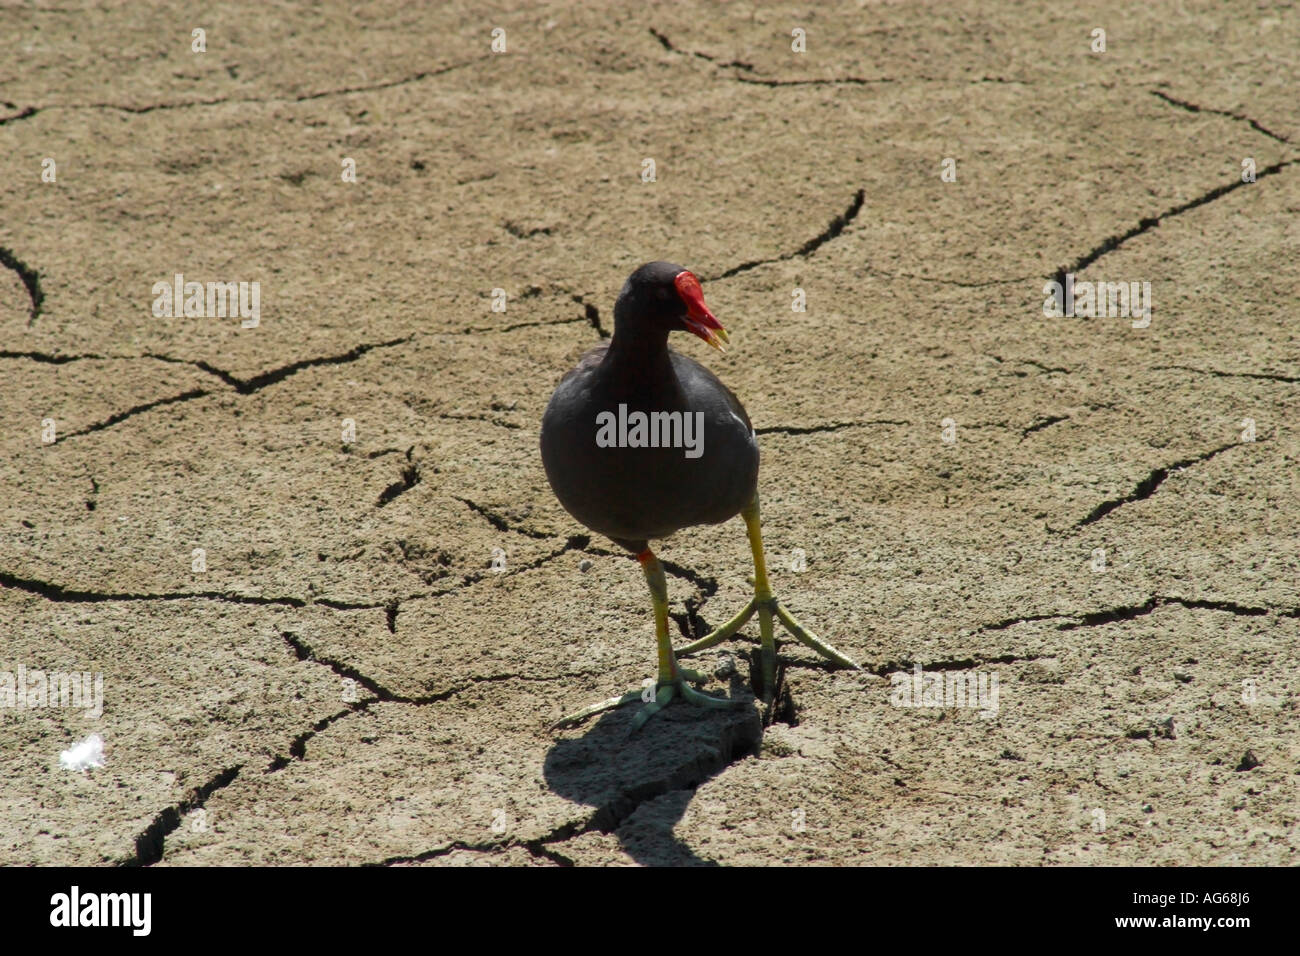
xmin=2 ymin=2 xmax=1298 ymax=866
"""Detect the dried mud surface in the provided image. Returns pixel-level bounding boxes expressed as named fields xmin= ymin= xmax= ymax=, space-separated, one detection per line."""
xmin=1 ymin=1 xmax=1297 ymax=865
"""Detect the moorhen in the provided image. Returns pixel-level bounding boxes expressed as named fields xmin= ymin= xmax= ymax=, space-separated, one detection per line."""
xmin=541 ymin=261 xmax=859 ymax=729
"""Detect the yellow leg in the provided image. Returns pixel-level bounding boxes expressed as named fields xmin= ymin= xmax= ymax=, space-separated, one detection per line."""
xmin=552 ymin=547 xmax=744 ymax=731
xmin=743 ymin=497 xmax=773 ymax=602
xmin=742 ymin=496 xmax=780 ymax=696
xmin=639 ymin=550 xmax=679 ymax=682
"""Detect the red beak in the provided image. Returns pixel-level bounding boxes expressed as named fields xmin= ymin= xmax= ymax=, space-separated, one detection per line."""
xmin=673 ymin=271 xmax=729 ymax=352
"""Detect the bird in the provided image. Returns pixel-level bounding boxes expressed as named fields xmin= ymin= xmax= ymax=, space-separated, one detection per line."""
xmin=540 ymin=261 xmax=859 ymax=730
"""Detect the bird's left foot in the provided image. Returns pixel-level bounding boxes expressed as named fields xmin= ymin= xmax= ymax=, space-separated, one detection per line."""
xmin=670 ymin=495 xmax=862 ymax=704
xmin=551 ymin=669 xmax=743 ymax=731
xmin=676 ymin=595 xmax=860 ymax=702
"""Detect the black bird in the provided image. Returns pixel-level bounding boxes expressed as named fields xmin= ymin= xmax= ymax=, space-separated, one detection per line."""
xmin=541 ymin=261 xmax=858 ymax=729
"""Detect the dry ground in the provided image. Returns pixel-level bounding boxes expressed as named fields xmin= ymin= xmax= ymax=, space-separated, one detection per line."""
xmin=1 ymin=0 xmax=1297 ymax=866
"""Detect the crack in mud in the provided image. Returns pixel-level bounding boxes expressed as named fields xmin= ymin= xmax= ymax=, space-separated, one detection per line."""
xmin=738 ymin=74 xmax=895 ymax=87
xmin=266 ymin=703 xmax=371 ymax=772
xmin=453 ymin=496 xmax=553 ymax=539
xmin=410 ymin=534 xmax=593 ymax=605
xmin=706 ymin=189 xmax=865 ymax=281
xmin=377 ymin=447 xmax=422 ymax=507
xmin=1018 ymin=359 xmax=1071 ymax=374
xmin=3 ymin=534 xmax=588 ymax=621
xmin=648 ymin=27 xmax=756 ymax=71
xmin=289 ymin=60 xmax=478 ymax=102
xmin=743 ymin=70 xmax=1024 ymax=87
xmin=585 ymin=715 xmax=763 ymax=837
xmin=1154 ymin=364 xmax=1300 ymax=385
xmin=59 ymin=388 xmax=213 ymax=440
xmin=1057 ymin=595 xmax=1272 ymax=630
xmin=503 ymin=221 xmax=552 ymax=239
xmin=1075 ymin=441 xmax=1241 ymax=527
xmin=756 ymin=418 xmax=908 ymax=436
xmin=8 ymin=60 xmax=477 ymax=128
xmin=0 ymin=105 xmax=39 ymax=125
xmin=120 ymin=640 xmax=590 ymax=864
xmin=45 ymin=338 xmax=410 ymax=443
xmin=987 ymin=354 xmax=1071 ymax=374
xmin=455 ymin=291 xmax=606 ymax=339
xmin=369 ymin=816 xmax=587 ymax=867
xmin=199 ymin=337 xmax=412 ymax=394
xmin=571 ymin=294 xmax=610 ymax=339
xmin=978 ymin=612 xmax=1075 ymax=632
xmin=736 ymin=73 xmax=1025 ymax=88
xmin=124 ymin=695 xmax=482 ymax=863
xmin=0 ymin=569 xmax=321 ymax=607
xmin=1162 ymin=596 xmax=1271 ymax=617
xmin=1149 ymin=90 xmax=1290 ymax=144
xmin=0 ymin=245 xmax=45 ymax=324
xmin=1059 ymin=596 xmax=1162 ymax=629
xmin=367 ymin=840 xmax=525 ymax=866
xmin=5 ymin=341 xmax=407 ymax=390
xmin=754 ymin=415 xmax=1061 ymax=440
xmin=649 ymin=28 xmax=1024 ymax=86
xmin=278 ymin=629 xmax=411 ymax=702
xmin=1020 ymin=414 xmax=1068 ymax=439
xmin=877 ymin=271 xmax=1037 ymax=287
xmin=120 ymin=648 xmax=599 ymax=865
xmin=446 ymin=493 xmax=722 ymax=632
xmin=1050 ymin=157 xmax=1299 ymax=291
xmin=459 ymin=314 xmax=589 ymax=335
xmin=0 ymin=349 xmax=103 ymax=364
xmin=437 ymin=411 xmax=522 ymax=430
xmin=864 ymin=652 xmax=1044 ymax=677
xmin=873 ymin=593 xmax=1279 ymax=674
xmin=278 ymin=629 xmax=568 ymax=716
xmin=0 ymin=568 xmax=394 ymax=615
xmin=123 ymin=703 xmax=371 ymax=864
xmin=121 ymin=764 xmax=243 ymax=866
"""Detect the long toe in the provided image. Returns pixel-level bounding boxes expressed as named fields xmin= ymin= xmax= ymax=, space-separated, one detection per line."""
xmin=774 ymin=600 xmax=861 ymax=670
xmin=551 ymin=688 xmax=645 ymax=729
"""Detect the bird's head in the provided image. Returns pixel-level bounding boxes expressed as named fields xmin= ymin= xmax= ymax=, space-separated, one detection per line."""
xmin=616 ymin=261 xmax=729 ymax=351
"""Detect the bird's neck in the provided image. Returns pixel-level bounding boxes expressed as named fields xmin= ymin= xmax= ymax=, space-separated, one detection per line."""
xmin=605 ymin=302 xmax=673 ymax=379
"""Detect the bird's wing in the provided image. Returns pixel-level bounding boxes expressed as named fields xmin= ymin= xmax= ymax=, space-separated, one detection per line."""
xmin=667 ymin=349 xmax=755 ymax=435
xmin=554 ymin=344 xmax=609 ymax=387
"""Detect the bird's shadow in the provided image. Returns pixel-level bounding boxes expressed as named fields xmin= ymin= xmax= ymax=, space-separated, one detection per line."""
xmin=543 ymin=666 xmax=764 ymax=866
